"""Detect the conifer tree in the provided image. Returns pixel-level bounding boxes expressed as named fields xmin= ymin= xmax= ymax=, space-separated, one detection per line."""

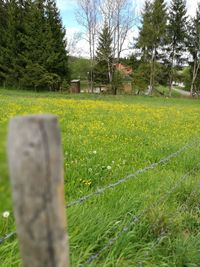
xmin=138 ymin=1 xmax=154 ymax=63
xmin=0 ymin=0 xmax=69 ymax=90
xmin=1 ymin=0 xmax=18 ymax=86
xmin=20 ymin=0 xmax=52 ymax=89
xmin=0 ymin=0 xmax=7 ymax=84
xmin=167 ymin=0 xmax=188 ymax=96
xmin=187 ymin=3 xmax=200 ymax=95
xmin=45 ymin=0 xmax=69 ymax=82
xmin=95 ymin=23 xmax=113 ymax=85
xmin=138 ymin=0 xmax=167 ymax=94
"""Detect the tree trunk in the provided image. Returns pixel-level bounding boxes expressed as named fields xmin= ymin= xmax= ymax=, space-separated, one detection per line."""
xmin=191 ymin=59 xmax=200 ymax=97
xmin=89 ymin=30 xmax=94 ymax=93
xmin=149 ymin=47 xmax=156 ymax=95
xmin=169 ymin=48 xmax=175 ymax=97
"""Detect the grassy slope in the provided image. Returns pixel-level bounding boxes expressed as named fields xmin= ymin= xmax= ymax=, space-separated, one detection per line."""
xmin=0 ymin=89 xmax=200 ymax=266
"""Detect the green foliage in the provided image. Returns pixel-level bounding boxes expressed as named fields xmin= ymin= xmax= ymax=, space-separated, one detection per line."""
xmin=0 ymin=0 xmax=69 ymax=90
xmin=61 ymin=79 xmax=70 ymax=92
xmin=137 ymin=0 xmax=167 ymax=93
xmin=166 ymin=0 xmax=188 ymax=65
xmin=132 ymin=63 xmax=150 ymax=94
xmin=95 ymin=23 xmax=113 ymax=85
xmin=19 ymin=63 xmax=61 ymax=91
xmin=111 ymin=70 xmax=124 ymax=94
xmin=165 ymin=0 xmax=188 ymax=92
xmin=156 ymin=63 xmax=169 ymax=86
xmin=69 ymin=57 xmax=91 ymax=80
xmin=126 ymin=54 xmax=141 ymax=71
xmin=177 ymin=67 xmax=190 ymax=89
xmin=187 ymin=3 xmax=200 ymax=61
xmin=93 ymin=61 xmax=109 ymax=85
xmin=138 ymin=0 xmax=167 ymax=60
xmin=96 ymin=23 xmax=113 ymax=63
xmin=186 ymin=3 xmax=200 ymax=93
xmin=137 ymin=0 xmax=154 ymax=61
xmin=151 ymin=0 xmax=167 ymax=48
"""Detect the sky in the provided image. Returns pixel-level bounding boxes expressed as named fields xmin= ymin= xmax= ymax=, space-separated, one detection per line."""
xmin=56 ymin=0 xmax=199 ymax=57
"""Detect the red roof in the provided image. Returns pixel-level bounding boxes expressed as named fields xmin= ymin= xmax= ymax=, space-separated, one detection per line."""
xmin=114 ymin=63 xmax=133 ymax=75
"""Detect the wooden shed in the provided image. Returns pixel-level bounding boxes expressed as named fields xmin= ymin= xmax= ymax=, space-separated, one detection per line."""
xmin=70 ymin=80 xmax=80 ymax=93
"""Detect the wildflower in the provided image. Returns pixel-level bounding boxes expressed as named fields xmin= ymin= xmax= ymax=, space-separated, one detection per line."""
xmin=2 ymin=211 xmax=10 ymax=218
xmin=93 ymin=150 xmax=97 ymax=154
xmin=107 ymin=166 xmax=112 ymax=170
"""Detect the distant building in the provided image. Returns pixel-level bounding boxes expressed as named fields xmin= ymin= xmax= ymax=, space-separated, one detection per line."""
xmin=114 ymin=63 xmax=133 ymax=76
xmin=70 ymin=80 xmax=80 ymax=93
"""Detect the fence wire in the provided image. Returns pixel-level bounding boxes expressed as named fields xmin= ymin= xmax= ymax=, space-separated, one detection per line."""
xmin=0 ymin=231 xmax=16 ymax=245
xmin=0 ymin=139 xmax=199 ymax=246
xmin=80 ymin=162 xmax=200 ymax=266
xmin=135 ymin=180 xmax=200 ymax=265
xmin=66 ymin=139 xmax=200 ymax=208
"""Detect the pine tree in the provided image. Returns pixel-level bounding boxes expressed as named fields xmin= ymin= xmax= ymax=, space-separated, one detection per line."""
xmin=45 ymin=0 xmax=69 ymax=83
xmin=0 ymin=0 xmax=69 ymax=90
xmin=167 ymin=0 xmax=188 ymax=96
xmin=14 ymin=0 xmax=30 ymax=86
xmin=0 ymin=0 xmax=8 ymax=85
xmin=95 ymin=23 xmax=113 ymax=86
xmin=138 ymin=0 xmax=167 ymax=94
xmin=0 ymin=0 xmax=18 ymax=86
xmin=187 ymin=3 xmax=200 ymax=95
xmin=138 ymin=1 xmax=154 ymax=62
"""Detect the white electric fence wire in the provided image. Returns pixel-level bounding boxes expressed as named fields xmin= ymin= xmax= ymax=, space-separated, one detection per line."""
xmin=67 ymin=139 xmax=200 ymax=208
xmin=80 ymin=163 xmax=200 ymax=266
xmin=0 ymin=140 xmax=199 ymax=246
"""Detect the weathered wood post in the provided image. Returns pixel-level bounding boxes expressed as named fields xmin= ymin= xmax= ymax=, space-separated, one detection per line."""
xmin=7 ymin=115 xmax=69 ymax=267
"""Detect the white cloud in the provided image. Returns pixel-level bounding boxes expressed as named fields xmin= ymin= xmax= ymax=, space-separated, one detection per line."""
xmin=65 ymin=0 xmax=199 ymax=57
xmin=187 ymin=0 xmax=198 ymax=17
xmin=66 ymin=27 xmax=89 ymax=57
xmin=66 ymin=27 xmax=81 ymax=35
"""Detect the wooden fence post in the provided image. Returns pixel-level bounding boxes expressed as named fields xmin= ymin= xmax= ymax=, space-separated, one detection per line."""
xmin=7 ymin=115 xmax=69 ymax=267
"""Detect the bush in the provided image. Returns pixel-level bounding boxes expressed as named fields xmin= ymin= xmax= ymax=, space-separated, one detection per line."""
xmin=132 ymin=63 xmax=150 ymax=95
xmin=20 ymin=63 xmax=62 ymax=91
xmin=111 ymin=70 xmax=124 ymax=94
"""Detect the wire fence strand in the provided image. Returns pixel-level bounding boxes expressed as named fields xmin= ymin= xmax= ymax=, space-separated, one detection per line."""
xmin=0 ymin=231 xmax=16 ymax=245
xmin=80 ymin=162 xmax=200 ymax=266
xmin=1 ymin=139 xmax=200 ymax=246
xmin=135 ymin=179 xmax=200 ymax=265
xmin=66 ymin=139 xmax=200 ymax=208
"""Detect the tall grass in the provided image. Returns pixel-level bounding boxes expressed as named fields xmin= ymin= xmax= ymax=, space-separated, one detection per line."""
xmin=0 ymin=89 xmax=200 ymax=266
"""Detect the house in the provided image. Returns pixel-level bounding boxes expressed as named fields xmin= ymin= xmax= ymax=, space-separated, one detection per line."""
xmin=114 ymin=63 xmax=133 ymax=76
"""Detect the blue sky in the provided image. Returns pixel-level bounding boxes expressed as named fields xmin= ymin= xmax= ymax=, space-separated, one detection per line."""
xmin=56 ymin=0 xmax=199 ymax=57
xmin=57 ymin=0 xmax=199 ymax=30
xmin=56 ymin=0 xmax=79 ymax=28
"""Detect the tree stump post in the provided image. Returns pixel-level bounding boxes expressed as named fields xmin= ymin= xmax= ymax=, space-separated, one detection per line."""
xmin=7 ymin=115 xmax=69 ymax=267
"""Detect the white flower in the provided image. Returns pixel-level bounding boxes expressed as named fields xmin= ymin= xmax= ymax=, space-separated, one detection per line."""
xmin=2 ymin=211 xmax=10 ymax=218
xmin=93 ymin=150 xmax=97 ymax=154
xmin=107 ymin=166 xmax=112 ymax=170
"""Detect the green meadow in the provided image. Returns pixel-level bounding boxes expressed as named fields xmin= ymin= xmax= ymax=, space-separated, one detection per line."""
xmin=0 ymin=89 xmax=200 ymax=266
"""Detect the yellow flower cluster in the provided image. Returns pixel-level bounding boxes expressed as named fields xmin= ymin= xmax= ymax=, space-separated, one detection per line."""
xmin=1 ymin=93 xmax=200 ymax=193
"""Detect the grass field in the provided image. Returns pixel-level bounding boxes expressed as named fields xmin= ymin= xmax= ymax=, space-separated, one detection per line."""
xmin=0 ymin=88 xmax=200 ymax=266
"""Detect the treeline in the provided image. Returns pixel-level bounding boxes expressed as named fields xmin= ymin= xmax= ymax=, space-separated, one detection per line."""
xmin=133 ymin=0 xmax=200 ymax=96
xmin=76 ymin=0 xmax=200 ymax=96
xmin=0 ymin=0 xmax=69 ymax=91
